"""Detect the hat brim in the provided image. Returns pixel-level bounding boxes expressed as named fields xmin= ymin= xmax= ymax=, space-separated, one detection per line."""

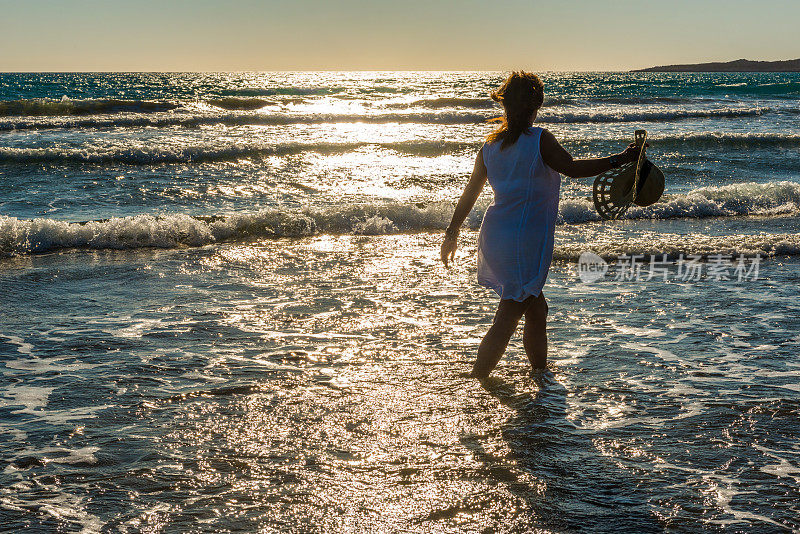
xmin=633 ymin=161 xmax=665 ymax=207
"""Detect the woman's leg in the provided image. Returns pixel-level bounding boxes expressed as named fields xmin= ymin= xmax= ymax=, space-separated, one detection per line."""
xmin=523 ymin=292 xmax=548 ymax=370
xmin=471 ymin=297 xmax=533 ymax=378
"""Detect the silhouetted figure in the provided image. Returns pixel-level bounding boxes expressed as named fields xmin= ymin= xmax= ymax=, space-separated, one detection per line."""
xmin=442 ymin=71 xmax=640 ymax=378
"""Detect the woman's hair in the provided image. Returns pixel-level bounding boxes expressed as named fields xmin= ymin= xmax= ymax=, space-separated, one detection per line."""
xmin=486 ymin=71 xmax=544 ymax=149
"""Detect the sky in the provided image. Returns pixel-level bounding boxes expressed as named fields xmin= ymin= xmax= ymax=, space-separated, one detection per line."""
xmin=1 ymin=0 xmax=799 ymax=71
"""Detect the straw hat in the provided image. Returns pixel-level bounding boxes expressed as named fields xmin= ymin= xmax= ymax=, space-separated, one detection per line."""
xmin=593 ymin=131 xmax=665 ymax=219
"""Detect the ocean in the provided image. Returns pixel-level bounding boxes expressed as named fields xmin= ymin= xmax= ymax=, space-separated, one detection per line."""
xmin=1 ymin=71 xmax=799 ymax=532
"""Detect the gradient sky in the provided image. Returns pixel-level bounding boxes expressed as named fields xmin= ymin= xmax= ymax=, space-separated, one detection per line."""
xmin=1 ymin=0 xmax=799 ymax=71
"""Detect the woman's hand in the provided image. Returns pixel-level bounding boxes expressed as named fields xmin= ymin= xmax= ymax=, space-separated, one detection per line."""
xmin=621 ymin=142 xmax=649 ymax=163
xmin=440 ymin=237 xmax=457 ymax=267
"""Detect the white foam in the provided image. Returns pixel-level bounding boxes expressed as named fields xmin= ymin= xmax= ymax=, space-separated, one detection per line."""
xmin=554 ymin=231 xmax=800 ymax=261
xmin=1 ymin=335 xmax=34 ymax=355
xmin=3 ymin=182 xmax=800 ymax=256
xmin=0 ymin=111 xmax=491 ymax=133
xmin=758 ymin=455 xmax=800 ymax=483
xmin=1 ymin=105 xmax=783 ymax=133
xmin=0 ymin=481 xmax=104 ymax=533
xmin=558 ymin=181 xmax=800 ymax=224
xmin=352 ymin=215 xmax=397 ymax=235
xmin=704 ymin=475 xmax=788 ymax=529
xmin=0 ymin=386 xmax=53 ymax=413
xmin=4 ymin=357 xmax=101 ymax=372
xmin=11 ymin=446 xmax=101 ymax=466
xmin=118 ymin=503 xmax=173 ymax=533
xmin=539 ymin=106 xmax=770 ymax=124
xmin=0 ymin=387 xmax=106 ymax=424
xmin=3 ymin=428 xmax=27 ymax=442
xmin=0 ymin=97 xmax=177 ymax=117
xmin=0 ymin=138 xmax=478 ymax=164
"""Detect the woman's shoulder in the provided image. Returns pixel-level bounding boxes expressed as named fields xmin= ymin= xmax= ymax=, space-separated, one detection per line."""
xmin=481 ymin=138 xmax=498 ymax=154
xmin=514 ymin=127 xmax=543 ymax=144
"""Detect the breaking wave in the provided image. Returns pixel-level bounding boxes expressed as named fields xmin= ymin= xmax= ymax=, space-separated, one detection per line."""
xmin=385 ymin=96 xmax=580 ymax=109
xmin=0 ymin=111 xmax=490 ymax=131
xmin=3 ymin=132 xmax=799 ymax=166
xmin=552 ymin=232 xmax=800 ymax=262
xmin=219 ymin=87 xmax=344 ymax=97
xmin=0 ymin=203 xmax=456 ymax=256
xmin=386 ymin=97 xmax=497 ymax=109
xmin=0 ymin=140 xmax=476 ymax=165
xmin=0 ymin=105 xmax=777 ymax=132
xmin=537 ymin=107 xmax=770 ymax=123
xmin=590 ymin=96 xmax=712 ymax=105
xmin=558 ymin=181 xmax=800 ymax=224
xmin=0 ymin=98 xmax=178 ymax=117
xmin=207 ymin=97 xmax=271 ymax=110
xmin=3 ymin=182 xmax=800 ymax=256
xmin=649 ymin=132 xmax=800 ymax=149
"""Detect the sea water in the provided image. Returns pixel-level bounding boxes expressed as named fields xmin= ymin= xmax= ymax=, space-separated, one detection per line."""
xmin=1 ymin=72 xmax=799 ymax=532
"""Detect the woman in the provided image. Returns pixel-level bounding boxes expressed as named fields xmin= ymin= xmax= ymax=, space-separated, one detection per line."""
xmin=441 ymin=71 xmax=640 ymax=378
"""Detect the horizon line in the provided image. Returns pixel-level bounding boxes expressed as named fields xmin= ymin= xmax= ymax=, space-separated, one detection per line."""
xmin=3 ymin=57 xmax=798 ymax=75
xmin=0 ymin=69 xmax=633 ymax=74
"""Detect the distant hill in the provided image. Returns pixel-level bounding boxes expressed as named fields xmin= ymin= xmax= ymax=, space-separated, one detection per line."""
xmin=633 ymin=58 xmax=800 ymax=72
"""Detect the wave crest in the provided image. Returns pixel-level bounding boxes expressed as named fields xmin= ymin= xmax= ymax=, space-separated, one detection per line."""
xmin=1 ymin=105 xmax=777 ymax=132
xmin=0 ymin=98 xmax=178 ymax=117
xmin=553 ymin=233 xmax=800 ymax=262
xmin=219 ymin=87 xmax=343 ymax=97
xmin=4 ymin=133 xmax=799 ymax=166
xmin=386 ymin=97 xmax=497 ymax=110
xmin=207 ymin=97 xmax=271 ymax=110
xmin=3 ymin=182 xmax=800 ymax=256
xmin=3 ymin=134 xmax=800 ymax=167
xmin=0 ymin=140 xmax=476 ymax=165
xmin=558 ymin=181 xmax=800 ymax=223
xmin=0 ymin=202 xmax=455 ymax=255
xmin=538 ymin=107 xmax=769 ymax=124
xmin=0 ymin=111 xmax=490 ymax=132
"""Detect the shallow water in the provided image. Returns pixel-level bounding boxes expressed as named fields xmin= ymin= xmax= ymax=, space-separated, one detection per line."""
xmin=2 ymin=237 xmax=800 ymax=532
xmin=2 ymin=72 xmax=800 ymax=532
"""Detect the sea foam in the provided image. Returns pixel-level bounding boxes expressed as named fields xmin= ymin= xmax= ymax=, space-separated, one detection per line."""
xmin=0 ymin=140 xmax=476 ymax=165
xmin=553 ymin=233 xmax=800 ymax=261
xmin=3 ymin=133 xmax=799 ymax=166
xmin=2 ymin=182 xmax=800 ymax=256
xmin=0 ymin=97 xmax=177 ymax=117
xmin=0 ymin=105 xmax=780 ymax=132
xmin=558 ymin=181 xmax=800 ymax=223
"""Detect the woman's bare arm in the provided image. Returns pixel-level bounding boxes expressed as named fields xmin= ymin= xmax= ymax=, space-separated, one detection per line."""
xmin=540 ymin=129 xmax=639 ymax=178
xmin=440 ymin=147 xmax=488 ymax=266
xmin=446 ymin=146 xmax=488 ymax=234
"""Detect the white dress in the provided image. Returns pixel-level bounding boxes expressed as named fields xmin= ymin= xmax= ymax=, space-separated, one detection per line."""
xmin=477 ymin=127 xmax=561 ymax=301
